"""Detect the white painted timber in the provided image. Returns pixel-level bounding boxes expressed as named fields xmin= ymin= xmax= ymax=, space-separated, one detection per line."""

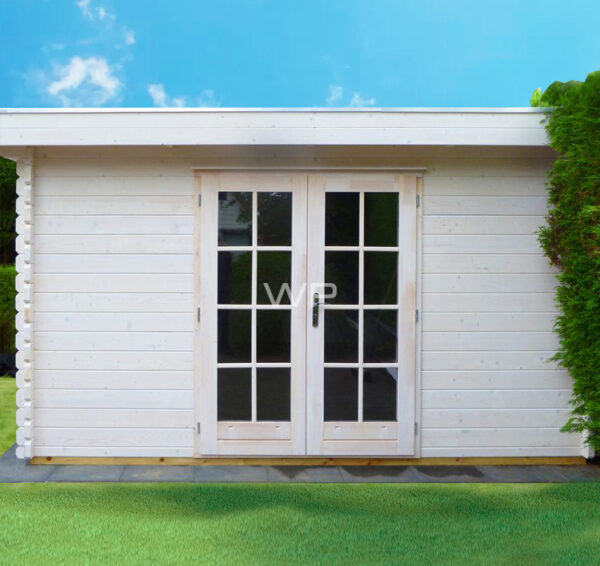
xmin=10 ymin=144 xmax=580 ymax=459
xmin=0 ymin=108 xmax=549 ymax=147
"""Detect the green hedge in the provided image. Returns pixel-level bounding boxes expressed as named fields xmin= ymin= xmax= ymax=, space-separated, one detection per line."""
xmin=0 ymin=265 xmax=16 ymax=354
xmin=531 ymin=71 xmax=600 ymax=449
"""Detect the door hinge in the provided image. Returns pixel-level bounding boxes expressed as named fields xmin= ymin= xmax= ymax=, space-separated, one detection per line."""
xmin=415 ymin=309 xmax=419 ymax=322
xmin=197 ymin=422 xmax=201 ymax=435
xmin=416 ymin=194 xmax=420 ymax=208
xmin=414 ymin=422 xmax=419 ymax=435
xmin=198 ymin=194 xmax=202 ymax=207
xmin=197 ymin=307 xmax=201 ymax=323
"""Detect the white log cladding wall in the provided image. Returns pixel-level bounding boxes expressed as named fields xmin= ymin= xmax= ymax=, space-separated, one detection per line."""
xmin=17 ymin=147 xmax=582 ymax=458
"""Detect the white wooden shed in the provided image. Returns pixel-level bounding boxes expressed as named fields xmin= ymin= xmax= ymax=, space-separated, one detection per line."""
xmin=0 ymin=108 xmax=587 ymax=463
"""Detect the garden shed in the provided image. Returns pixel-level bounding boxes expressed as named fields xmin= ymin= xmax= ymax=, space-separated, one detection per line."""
xmin=0 ymin=108 xmax=588 ymax=463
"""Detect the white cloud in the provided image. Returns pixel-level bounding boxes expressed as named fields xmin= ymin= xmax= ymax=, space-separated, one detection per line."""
xmin=76 ymin=0 xmax=92 ymax=19
xmin=349 ymin=93 xmax=376 ymax=107
xmin=124 ymin=29 xmax=135 ymax=45
xmin=47 ymin=56 xmax=121 ymax=106
xmin=326 ymin=85 xmax=343 ymax=106
xmin=96 ymin=6 xmax=115 ymax=20
xmin=148 ymin=84 xmax=217 ymax=107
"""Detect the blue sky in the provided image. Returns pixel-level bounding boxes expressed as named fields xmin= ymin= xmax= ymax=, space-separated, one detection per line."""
xmin=1 ymin=0 xmax=599 ymax=108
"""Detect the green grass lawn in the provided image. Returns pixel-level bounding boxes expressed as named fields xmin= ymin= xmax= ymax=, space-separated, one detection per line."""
xmin=0 ymin=376 xmax=16 ymax=454
xmin=1 ymin=376 xmax=599 ymax=564
xmin=1 ymin=482 xmax=600 ymax=565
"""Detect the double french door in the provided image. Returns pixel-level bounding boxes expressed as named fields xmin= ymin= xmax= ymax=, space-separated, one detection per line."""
xmin=196 ymin=172 xmax=417 ymax=457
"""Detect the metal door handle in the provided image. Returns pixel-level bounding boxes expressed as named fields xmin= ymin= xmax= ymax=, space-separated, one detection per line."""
xmin=312 ymin=293 xmax=320 ymax=327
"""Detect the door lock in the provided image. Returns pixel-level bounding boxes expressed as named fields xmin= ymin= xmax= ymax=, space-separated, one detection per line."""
xmin=312 ymin=293 xmax=321 ymax=327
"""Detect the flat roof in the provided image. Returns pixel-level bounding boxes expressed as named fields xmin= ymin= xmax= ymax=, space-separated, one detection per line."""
xmin=0 ymin=107 xmax=550 ymax=148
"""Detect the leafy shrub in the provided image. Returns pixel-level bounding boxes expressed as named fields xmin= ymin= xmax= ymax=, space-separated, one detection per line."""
xmin=0 ymin=265 xmax=16 ymax=353
xmin=532 ymin=71 xmax=600 ymax=449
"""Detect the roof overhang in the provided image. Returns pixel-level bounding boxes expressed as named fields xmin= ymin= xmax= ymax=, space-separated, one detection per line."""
xmin=0 ymin=107 xmax=550 ymax=148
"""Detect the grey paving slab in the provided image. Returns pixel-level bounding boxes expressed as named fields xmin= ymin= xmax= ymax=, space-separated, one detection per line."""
xmin=267 ymin=466 xmax=344 ymax=482
xmin=194 ymin=465 xmax=268 ymax=482
xmin=46 ymin=465 xmax=125 ymax=482
xmin=411 ymin=465 xmax=492 ymax=483
xmin=339 ymin=465 xmax=421 ymax=483
xmin=121 ymin=465 xmax=195 ymax=482
xmin=0 ymin=444 xmax=57 ymax=483
xmin=549 ymin=464 xmax=600 ymax=482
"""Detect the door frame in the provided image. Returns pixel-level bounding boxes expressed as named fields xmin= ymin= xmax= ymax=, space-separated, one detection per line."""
xmin=193 ymin=169 xmax=423 ymax=458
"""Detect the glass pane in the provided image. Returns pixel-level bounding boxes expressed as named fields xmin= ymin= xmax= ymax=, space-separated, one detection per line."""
xmin=364 ymin=252 xmax=397 ymax=305
xmin=218 ymin=251 xmax=251 ymax=304
xmin=324 ymin=310 xmax=358 ymax=363
xmin=325 ymin=193 xmax=359 ymax=246
xmin=363 ymin=367 xmax=397 ymax=421
xmin=364 ymin=309 xmax=397 ymax=363
xmin=218 ymin=310 xmax=251 ymax=363
xmin=257 ymin=368 xmax=291 ymax=421
xmin=324 ymin=368 xmax=358 ymax=421
xmin=325 ymin=251 xmax=358 ymax=305
xmin=218 ymin=192 xmax=252 ymax=246
xmin=257 ymin=310 xmax=291 ymax=363
xmin=218 ymin=368 xmax=251 ymax=421
xmin=365 ymin=193 xmax=398 ymax=247
xmin=257 ymin=192 xmax=292 ymax=246
xmin=257 ymin=252 xmax=291 ymax=305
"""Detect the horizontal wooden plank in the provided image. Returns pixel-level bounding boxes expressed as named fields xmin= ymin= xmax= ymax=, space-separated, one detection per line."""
xmin=421 ymin=447 xmax=581 ymax=457
xmin=423 ymin=254 xmax=552 ymax=274
xmin=422 ymin=389 xmax=571 ymax=409
xmin=423 ymin=176 xmax=547 ymax=196
xmin=35 ymin=196 xmax=194 ymax=216
xmin=422 ymin=351 xmax=559 ymax=371
xmin=423 ymin=235 xmax=543 ymax=254
xmin=32 ymin=409 xmax=193 ymax=428
xmin=323 ymin=422 xmax=397 ymax=440
xmin=33 ymin=254 xmax=193 ymax=274
xmin=35 ymin=312 xmax=193 ymax=332
xmin=422 ymin=408 xmax=571 ymax=428
xmin=33 ymin=389 xmax=193 ymax=409
xmin=422 ymin=370 xmax=571 ymax=390
xmin=35 ymin=274 xmax=192 ymax=293
xmin=34 ymin=292 xmax=193 ymax=312
xmin=33 ymin=215 xmax=194 ymax=235
xmin=34 ymin=235 xmax=192 ymax=254
xmin=423 ymin=215 xmax=546 ymax=235
xmin=33 ymin=446 xmax=194 ymax=457
xmin=421 ymin=313 xmax=557 ymax=332
xmin=422 ymin=293 xmax=557 ymax=313
xmin=34 ymin=370 xmax=193 ymax=390
xmin=422 ymin=332 xmax=558 ymax=351
xmin=36 ymin=177 xmax=193 ymax=196
xmin=35 ymin=351 xmax=193 ymax=371
xmin=424 ymin=196 xmax=547 ymax=216
xmin=34 ymin=331 xmax=193 ymax=351
xmin=421 ymin=428 xmax=580 ymax=448
xmin=31 ymin=428 xmax=193 ymax=448
xmin=423 ymin=274 xmax=557 ymax=293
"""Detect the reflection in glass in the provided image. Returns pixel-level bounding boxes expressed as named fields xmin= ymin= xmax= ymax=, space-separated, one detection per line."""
xmin=218 ymin=368 xmax=252 ymax=421
xmin=324 ymin=368 xmax=358 ymax=421
xmin=364 ymin=252 xmax=397 ymax=305
xmin=258 ymin=192 xmax=292 ymax=246
xmin=365 ymin=193 xmax=398 ymax=247
xmin=325 ymin=192 xmax=359 ymax=246
xmin=324 ymin=310 xmax=358 ymax=363
xmin=257 ymin=310 xmax=291 ymax=363
xmin=325 ymin=251 xmax=358 ymax=305
xmin=257 ymin=252 xmax=291 ymax=305
xmin=363 ymin=368 xmax=397 ymax=421
xmin=218 ymin=251 xmax=251 ymax=304
xmin=364 ymin=309 xmax=397 ymax=363
xmin=257 ymin=368 xmax=291 ymax=421
xmin=218 ymin=192 xmax=252 ymax=246
xmin=218 ymin=310 xmax=251 ymax=363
